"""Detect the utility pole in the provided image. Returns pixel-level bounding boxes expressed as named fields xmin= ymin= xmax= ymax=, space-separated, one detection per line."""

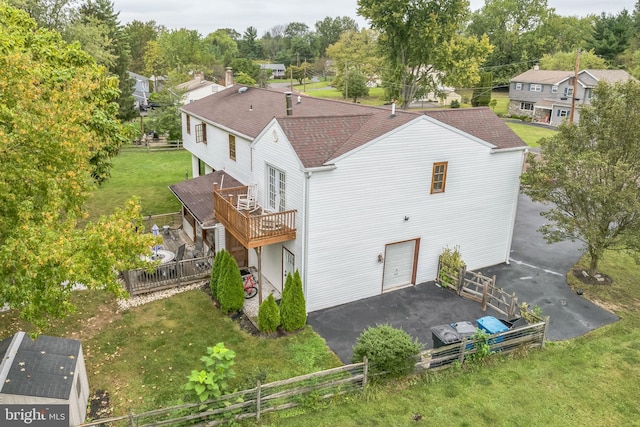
xmin=303 ymin=58 xmax=307 ymax=92
xmin=344 ymin=60 xmax=348 ymax=101
xmin=569 ymin=49 xmax=581 ymax=124
xmin=290 ymin=67 xmax=293 ymax=92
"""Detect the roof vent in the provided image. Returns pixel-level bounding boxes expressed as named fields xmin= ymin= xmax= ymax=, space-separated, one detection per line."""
xmin=238 ymin=87 xmax=248 ymax=94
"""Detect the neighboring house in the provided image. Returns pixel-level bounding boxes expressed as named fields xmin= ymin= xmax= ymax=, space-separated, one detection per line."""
xmin=175 ymin=86 xmax=527 ymax=312
xmin=129 ymin=71 xmax=150 ymax=110
xmin=177 ymin=72 xmax=227 ymax=104
xmin=260 ymin=64 xmax=286 ymax=79
xmin=509 ymin=67 xmax=634 ymax=126
xmin=0 ymin=332 xmax=90 ymax=427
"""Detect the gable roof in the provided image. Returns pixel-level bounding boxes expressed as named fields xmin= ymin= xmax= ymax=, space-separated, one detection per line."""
xmin=182 ymin=86 xmax=525 ymax=168
xmin=0 ymin=332 xmax=80 ymax=400
xmin=177 ymin=78 xmax=223 ymax=93
xmin=510 ymin=69 xmax=573 ymax=84
xmin=580 ymin=69 xmax=634 ymax=83
xmin=169 ymin=171 xmax=241 ymax=226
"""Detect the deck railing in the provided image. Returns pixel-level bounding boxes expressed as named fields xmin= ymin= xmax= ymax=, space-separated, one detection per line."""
xmin=214 ymin=186 xmax=296 ymax=248
xmin=122 ymin=256 xmax=213 ymax=296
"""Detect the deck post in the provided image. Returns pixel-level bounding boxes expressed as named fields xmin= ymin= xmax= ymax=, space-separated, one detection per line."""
xmin=257 ymin=246 xmax=263 ymax=304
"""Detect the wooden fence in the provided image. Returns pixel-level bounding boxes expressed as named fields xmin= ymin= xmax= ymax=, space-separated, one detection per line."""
xmin=436 ymin=258 xmax=519 ymax=318
xmin=121 ymin=140 xmax=184 ymax=152
xmin=416 ymin=319 xmax=549 ymax=371
xmin=122 ymin=256 xmax=214 ymax=296
xmin=79 ymin=360 xmax=367 ymax=427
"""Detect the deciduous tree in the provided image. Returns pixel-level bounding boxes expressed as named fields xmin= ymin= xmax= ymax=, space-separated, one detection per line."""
xmin=358 ymin=0 xmax=491 ymax=109
xmin=539 ymin=50 xmax=608 ymax=70
xmin=522 ymin=80 xmax=640 ymax=273
xmin=0 ymin=5 xmax=153 ymax=329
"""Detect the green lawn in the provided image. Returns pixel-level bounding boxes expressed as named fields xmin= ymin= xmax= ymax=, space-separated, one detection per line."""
xmin=506 ymin=121 xmax=557 ymax=148
xmin=264 ymin=250 xmax=640 ymax=426
xmin=84 ymin=150 xmax=191 ymax=222
xmin=0 ymin=288 xmax=341 ymax=416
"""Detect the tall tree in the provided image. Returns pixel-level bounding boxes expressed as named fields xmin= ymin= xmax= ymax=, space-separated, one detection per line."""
xmin=124 ymin=20 xmax=159 ymax=75
xmin=260 ymin=24 xmax=286 ymax=61
xmin=471 ymin=72 xmax=493 ymax=107
xmin=522 ymin=80 xmax=640 ymax=272
xmin=0 ymin=5 xmax=153 ymax=329
xmin=79 ymin=0 xmax=136 ymax=121
xmin=539 ymin=50 xmax=608 ymax=70
xmin=326 ymin=28 xmax=382 ymax=92
xmin=239 ymin=26 xmax=261 ymax=59
xmin=466 ymin=0 xmax=555 ymax=85
xmin=203 ymin=29 xmax=238 ymax=66
xmin=315 ymin=16 xmax=359 ymax=56
xmin=358 ymin=0 xmax=492 ymax=109
xmin=7 ymin=0 xmax=75 ymax=31
xmin=587 ymin=10 xmax=634 ymax=65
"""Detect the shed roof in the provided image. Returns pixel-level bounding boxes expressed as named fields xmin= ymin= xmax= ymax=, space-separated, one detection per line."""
xmin=0 ymin=332 xmax=80 ymax=400
xmin=169 ymin=171 xmax=241 ymax=226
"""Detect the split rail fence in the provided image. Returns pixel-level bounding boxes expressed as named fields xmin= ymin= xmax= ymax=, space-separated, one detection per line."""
xmin=79 ymin=361 xmax=367 ymax=427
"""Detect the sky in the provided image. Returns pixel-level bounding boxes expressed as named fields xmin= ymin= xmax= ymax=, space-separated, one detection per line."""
xmin=112 ymin=0 xmax=638 ymax=35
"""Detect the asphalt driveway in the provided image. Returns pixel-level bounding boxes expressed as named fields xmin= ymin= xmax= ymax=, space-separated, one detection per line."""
xmin=308 ymin=193 xmax=618 ymax=363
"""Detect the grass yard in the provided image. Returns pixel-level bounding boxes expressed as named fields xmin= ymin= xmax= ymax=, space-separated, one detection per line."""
xmin=506 ymin=121 xmax=557 ymax=148
xmin=263 ymin=250 xmax=640 ymax=426
xmin=84 ymin=150 xmax=191 ymax=223
xmin=302 ymin=85 xmax=387 ymax=106
xmin=0 ymin=289 xmax=341 ymax=416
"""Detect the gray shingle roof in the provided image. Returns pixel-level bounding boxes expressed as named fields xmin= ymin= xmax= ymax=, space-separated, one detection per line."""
xmin=181 ymin=86 xmax=525 ymax=168
xmin=169 ymin=171 xmax=241 ymax=226
xmin=510 ymin=69 xmax=573 ymax=84
xmin=581 ymin=69 xmax=634 ymax=83
xmin=0 ymin=332 xmax=80 ymax=400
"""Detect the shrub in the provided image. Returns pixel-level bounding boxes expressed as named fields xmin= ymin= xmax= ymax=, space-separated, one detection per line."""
xmin=210 ymin=250 xmax=230 ymax=300
xmin=438 ymin=246 xmax=464 ymax=289
xmin=450 ymin=99 xmax=461 ymax=108
xmin=351 ymin=324 xmax=422 ymax=377
xmin=279 ymin=270 xmax=307 ymax=332
xmin=217 ymin=255 xmax=244 ymax=313
xmin=184 ymin=343 xmax=236 ymax=402
xmin=258 ymin=294 xmax=280 ymax=333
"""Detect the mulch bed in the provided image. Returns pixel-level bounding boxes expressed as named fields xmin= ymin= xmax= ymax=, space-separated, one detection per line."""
xmin=87 ymin=389 xmax=113 ymax=420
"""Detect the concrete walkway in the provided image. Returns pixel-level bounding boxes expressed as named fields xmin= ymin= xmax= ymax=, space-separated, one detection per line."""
xmin=308 ymin=193 xmax=619 ymax=363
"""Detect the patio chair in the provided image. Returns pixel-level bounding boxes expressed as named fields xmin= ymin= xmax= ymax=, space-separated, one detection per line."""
xmin=237 ymin=184 xmax=258 ymax=212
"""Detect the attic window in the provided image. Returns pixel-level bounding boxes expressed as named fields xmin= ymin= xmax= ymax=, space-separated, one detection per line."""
xmin=229 ymin=134 xmax=236 ymax=161
xmin=430 ymin=162 xmax=448 ymax=194
xmin=186 ymin=115 xmax=191 ymax=134
xmin=195 ymin=124 xmax=207 ymax=144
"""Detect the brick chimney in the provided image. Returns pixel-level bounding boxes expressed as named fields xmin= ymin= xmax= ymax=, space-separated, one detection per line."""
xmin=285 ymin=92 xmax=293 ymax=116
xmin=225 ymin=67 xmax=233 ymax=87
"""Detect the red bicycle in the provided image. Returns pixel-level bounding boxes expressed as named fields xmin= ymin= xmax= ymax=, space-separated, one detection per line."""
xmin=242 ymin=271 xmax=258 ymax=299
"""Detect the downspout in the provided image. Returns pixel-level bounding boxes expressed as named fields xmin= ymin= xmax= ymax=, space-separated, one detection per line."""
xmin=302 ymin=170 xmax=311 ymax=310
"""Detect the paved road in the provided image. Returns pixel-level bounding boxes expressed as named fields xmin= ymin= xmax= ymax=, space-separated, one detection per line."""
xmin=309 ymin=193 xmax=618 ymax=363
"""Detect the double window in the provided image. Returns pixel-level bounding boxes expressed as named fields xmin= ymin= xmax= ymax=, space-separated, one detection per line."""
xmin=229 ymin=135 xmax=236 ymax=160
xmin=557 ymin=109 xmax=570 ymax=117
xmin=520 ymin=102 xmax=534 ymax=111
xmin=195 ymin=123 xmax=206 ymax=143
xmin=529 ymin=84 xmax=542 ymax=92
xmin=431 ymin=162 xmax=448 ymax=194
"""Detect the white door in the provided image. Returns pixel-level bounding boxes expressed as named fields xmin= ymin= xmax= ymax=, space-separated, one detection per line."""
xmin=382 ymin=239 xmax=418 ymax=291
xmin=283 ymin=247 xmax=295 ymax=289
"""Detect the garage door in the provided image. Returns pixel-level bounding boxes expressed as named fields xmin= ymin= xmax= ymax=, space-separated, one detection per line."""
xmin=382 ymin=239 xmax=419 ymax=292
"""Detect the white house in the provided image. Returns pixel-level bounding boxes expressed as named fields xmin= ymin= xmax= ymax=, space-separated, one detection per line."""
xmin=175 ymin=86 xmax=527 ymax=312
xmin=177 ymin=73 xmax=227 ymax=105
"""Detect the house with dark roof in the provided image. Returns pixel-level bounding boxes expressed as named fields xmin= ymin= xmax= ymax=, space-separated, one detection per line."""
xmin=0 ymin=332 xmax=89 ymax=426
xmin=175 ymin=86 xmax=527 ymax=312
xmin=509 ymin=67 xmax=634 ymax=126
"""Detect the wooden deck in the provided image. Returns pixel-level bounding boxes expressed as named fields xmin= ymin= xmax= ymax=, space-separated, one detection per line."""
xmin=214 ymin=186 xmax=297 ymax=249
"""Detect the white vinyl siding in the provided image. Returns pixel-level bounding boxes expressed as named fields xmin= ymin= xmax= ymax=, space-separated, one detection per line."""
xmin=304 ymin=117 xmax=524 ymax=312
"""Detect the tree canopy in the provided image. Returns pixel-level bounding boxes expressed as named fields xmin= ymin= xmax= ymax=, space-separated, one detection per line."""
xmin=0 ymin=5 xmax=153 ymax=329
xmin=358 ymin=0 xmax=491 ymax=109
xmin=522 ymin=80 xmax=640 ymax=272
